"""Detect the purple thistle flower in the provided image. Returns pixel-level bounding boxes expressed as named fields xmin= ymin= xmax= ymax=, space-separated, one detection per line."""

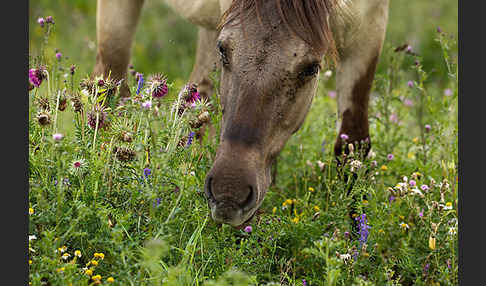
xmin=244 ymin=226 xmax=252 ymax=233
xmin=29 ymin=68 xmax=45 ymax=88
xmin=45 ymin=16 xmax=54 ymax=24
xmin=355 ymin=214 xmax=371 ymax=248
xmin=143 ymin=168 xmax=151 ymax=178
xmin=444 ymin=88 xmax=453 ymax=96
xmin=87 ymin=105 xmax=109 ymax=130
xmin=328 ymin=90 xmax=337 ymax=98
xmin=55 ymin=52 xmax=62 ymax=61
xmin=340 ymin=133 xmax=349 ymax=141
xmin=37 ymin=17 xmax=45 ymax=27
xmin=420 ymin=184 xmax=429 ymax=191
xmin=185 ymin=131 xmax=195 ymax=148
xmin=387 ymin=154 xmax=394 ymax=161
xmin=425 ymin=124 xmax=431 ymax=132
xmin=148 ymin=74 xmax=169 ymax=98
xmin=136 ymin=73 xmax=144 ymax=95
xmin=407 ymin=81 xmax=414 ymax=88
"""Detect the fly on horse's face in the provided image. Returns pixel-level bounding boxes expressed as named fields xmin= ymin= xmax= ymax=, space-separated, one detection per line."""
xmin=204 ymin=1 xmax=328 ymax=227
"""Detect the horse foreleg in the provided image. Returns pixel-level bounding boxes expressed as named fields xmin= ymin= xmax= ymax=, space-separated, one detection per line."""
xmin=333 ymin=0 xmax=389 ymax=161
xmin=94 ymin=0 xmax=145 ymax=98
xmin=332 ymin=0 xmax=389 ymax=233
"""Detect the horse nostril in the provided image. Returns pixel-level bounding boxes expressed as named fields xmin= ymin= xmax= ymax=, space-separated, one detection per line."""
xmin=240 ymin=186 xmax=256 ymax=210
xmin=205 ymin=177 xmax=216 ymax=202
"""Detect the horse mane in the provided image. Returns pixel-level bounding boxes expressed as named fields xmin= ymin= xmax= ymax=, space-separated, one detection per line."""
xmin=219 ymin=0 xmax=352 ymax=66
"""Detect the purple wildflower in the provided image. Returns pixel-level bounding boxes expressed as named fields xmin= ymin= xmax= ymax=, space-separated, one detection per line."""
xmin=444 ymin=88 xmax=453 ymax=96
xmin=143 ymin=168 xmax=151 ymax=178
xmin=141 ymin=101 xmax=152 ymax=109
xmin=73 ymin=161 xmax=81 ymax=168
xmin=425 ymin=124 xmax=431 ymax=132
xmin=389 ymin=195 xmax=396 ymax=203
xmin=185 ymin=131 xmax=195 ymax=148
xmin=423 ymin=263 xmax=430 ymax=278
xmin=437 ymin=26 xmax=442 ymax=33
xmin=328 ymin=90 xmax=337 ymax=98
xmin=355 ymin=214 xmax=371 ymax=248
xmin=407 ymin=81 xmax=414 ymax=88
xmin=55 ymin=52 xmax=62 ymax=61
xmin=344 ymin=231 xmax=350 ymax=239
xmin=387 ymin=154 xmax=394 ymax=161
xmin=418 ymin=209 xmax=424 ymax=218
xmin=302 ymin=279 xmax=307 ymax=286
xmin=45 ymin=16 xmax=54 ymax=24
xmin=29 ymin=68 xmax=45 ymax=88
xmin=244 ymin=226 xmax=252 ymax=233
xmin=420 ymin=184 xmax=429 ymax=192
xmin=153 ymin=198 xmax=162 ymax=208
xmin=389 ymin=113 xmax=399 ymax=124
xmin=403 ymin=98 xmax=414 ymax=106
xmin=371 ymin=160 xmax=378 ymax=168
xmin=37 ymin=17 xmax=45 ymax=27
xmin=52 ymin=133 xmax=64 ymax=141
xmin=340 ymin=133 xmax=349 ymax=141
xmin=409 ymin=180 xmax=416 ymax=187
xmin=148 ymin=74 xmax=169 ymax=98
xmin=136 ymin=73 xmax=144 ymax=95
xmin=70 ymin=64 xmax=76 ymax=75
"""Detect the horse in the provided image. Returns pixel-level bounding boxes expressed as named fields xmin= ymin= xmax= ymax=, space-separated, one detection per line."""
xmin=94 ymin=0 xmax=390 ymax=227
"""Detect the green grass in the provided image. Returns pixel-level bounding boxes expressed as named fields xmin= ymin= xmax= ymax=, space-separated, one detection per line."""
xmin=29 ymin=1 xmax=458 ymax=285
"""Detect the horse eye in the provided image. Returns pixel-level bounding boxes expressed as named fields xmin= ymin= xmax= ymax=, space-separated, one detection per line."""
xmin=299 ymin=63 xmax=321 ymax=78
xmin=217 ymin=42 xmax=230 ymax=66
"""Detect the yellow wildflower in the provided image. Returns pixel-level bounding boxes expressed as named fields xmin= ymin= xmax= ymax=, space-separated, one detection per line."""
xmin=429 ymin=235 xmax=436 ymax=250
xmin=62 ymin=253 xmax=71 ymax=260
xmin=308 ymin=187 xmax=315 ymax=192
xmin=399 ymin=215 xmax=405 ymax=220
xmin=331 ymin=202 xmax=336 ymax=206
xmin=407 ymin=152 xmax=415 ymax=159
xmin=85 ymin=269 xmax=93 ymax=276
xmin=74 ymin=250 xmax=82 ymax=258
xmin=29 ymin=208 xmax=34 ymax=215
xmin=378 ymin=229 xmax=384 ymax=234
xmin=291 ymin=217 xmax=299 ymax=224
xmin=362 ymin=200 xmax=368 ymax=205
xmin=57 ymin=267 xmax=65 ymax=273
xmin=413 ymin=137 xmax=419 ymax=143
xmin=94 ymin=252 xmax=105 ymax=260
xmin=381 ymin=165 xmax=388 ymax=171
xmin=29 ymin=260 xmax=32 ymax=265
xmin=313 ymin=205 xmax=320 ymax=212
xmin=272 ymin=207 xmax=277 ymax=214
xmin=91 ymin=260 xmax=98 ymax=266
xmin=352 ymin=213 xmax=358 ymax=218
xmin=92 ymin=275 xmax=102 ymax=281
xmin=445 ymin=202 xmax=453 ymax=210
xmin=107 ymin=277 xmax=115 ymax=283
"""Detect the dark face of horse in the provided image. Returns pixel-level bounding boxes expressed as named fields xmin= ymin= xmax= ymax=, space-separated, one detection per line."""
xmin=204 ymin=0 xmax=337 ymax=227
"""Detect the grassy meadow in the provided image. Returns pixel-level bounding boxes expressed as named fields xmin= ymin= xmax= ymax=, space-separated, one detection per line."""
xmin=28 ymin=1 xmax=458 ymax=285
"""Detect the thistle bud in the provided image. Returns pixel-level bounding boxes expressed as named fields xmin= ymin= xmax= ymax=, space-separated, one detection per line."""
xmin=36 ymin=111 xmax=51 ymax=126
